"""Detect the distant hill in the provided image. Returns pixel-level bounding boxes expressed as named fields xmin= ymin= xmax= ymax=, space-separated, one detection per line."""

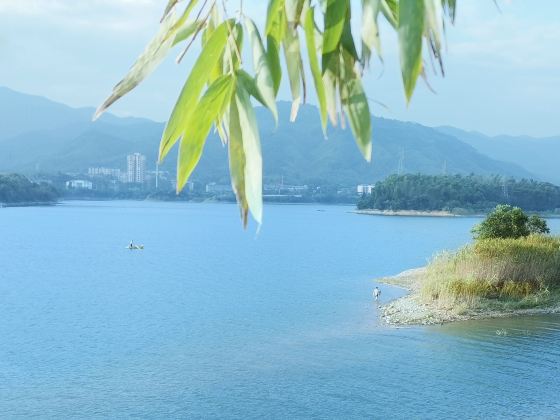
xmin=437 ymin=126 xmax=560 ymax=184
xmin=0 ymin=86 xmax=536 ymax=185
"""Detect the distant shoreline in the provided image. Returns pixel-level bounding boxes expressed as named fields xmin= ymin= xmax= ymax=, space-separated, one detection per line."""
xmin=356 ymin=209 xmax=560 ymax=218
xmin=0 ymin=201 xmax=58 ymax=208
xmin=377 ymin=268 xmax=560 ymax=326
xmin=356 ymin=209 xmax=461 ymax=217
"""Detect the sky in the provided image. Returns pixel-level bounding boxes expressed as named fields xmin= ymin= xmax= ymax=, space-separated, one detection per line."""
xmin=0 ymin=0 xmax=559 ymax=137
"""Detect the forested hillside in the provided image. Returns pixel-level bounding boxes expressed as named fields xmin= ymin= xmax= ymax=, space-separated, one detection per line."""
xmin=357 ymin=174 xmax=560 ymax=212
xmin=0 ymin=174 xmax=59 ymax=204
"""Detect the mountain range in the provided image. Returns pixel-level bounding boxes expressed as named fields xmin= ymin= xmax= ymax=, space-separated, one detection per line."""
xmin=0 ymin=86 xmax=556 ymax=186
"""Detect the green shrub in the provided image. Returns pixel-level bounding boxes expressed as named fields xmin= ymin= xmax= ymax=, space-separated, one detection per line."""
xmin=472 ymin=204 xmax=549 ymax=240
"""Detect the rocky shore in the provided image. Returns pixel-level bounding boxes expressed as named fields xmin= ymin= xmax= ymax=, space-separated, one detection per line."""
xmin=378 ymin=267 xmax=560 ymax=326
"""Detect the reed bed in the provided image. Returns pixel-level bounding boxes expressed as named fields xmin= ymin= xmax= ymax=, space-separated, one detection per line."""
xmin=421 ymin=235 xmax=560 ymax=311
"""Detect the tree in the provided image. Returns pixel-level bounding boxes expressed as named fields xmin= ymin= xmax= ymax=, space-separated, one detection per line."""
xmin=472 ymin=205 xmax=550 ymax=240
xmin=94 ymin=0 xmax=457 ymax=227
xmin=527 ymin=214 xmax=550 ymax=235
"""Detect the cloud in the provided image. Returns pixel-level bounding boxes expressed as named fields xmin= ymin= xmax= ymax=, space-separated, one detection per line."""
xmin=449 ymin=2 xmax=560 ymax=70
xmin=0 ymin=0 xmax=161 ymax=34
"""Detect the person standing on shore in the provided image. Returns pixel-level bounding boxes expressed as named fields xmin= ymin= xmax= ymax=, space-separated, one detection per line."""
xmin=373 ymin=287 xmax=381 ymax=301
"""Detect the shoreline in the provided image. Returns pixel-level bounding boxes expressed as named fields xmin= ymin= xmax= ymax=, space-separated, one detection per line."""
xmin=356 ymin=209 xmax=560 ymax=218
xmin=356 ymin=209 xmax=462 ymax=217
xmin=0 ymin=201 xmax=58 ymax=208
xmin=377 ymin=267 xmax=560 ymax=326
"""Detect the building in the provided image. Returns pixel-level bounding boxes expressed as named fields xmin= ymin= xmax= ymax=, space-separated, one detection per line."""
xmin=88 ymin=167 xmax=121 ymax=178
xmin=357 ymin=184 xmax=374 ymax=195
xmin=127 ymin=153 xmax=146 ymax=184
xmin=66 ymin=180 xmax=93 ymax=190
xmin=205 ymin=182 xmax=232 ymax=194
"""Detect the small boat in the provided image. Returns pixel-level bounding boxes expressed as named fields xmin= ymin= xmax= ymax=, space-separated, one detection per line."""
xmin=126 ymin=244 xmax=144 ymax=250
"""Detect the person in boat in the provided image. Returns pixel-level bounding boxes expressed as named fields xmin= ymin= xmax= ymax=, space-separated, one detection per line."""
xmin=129 ymin=240 xmax=134 ymax=249
xmin=373 ymin=287 xmax=381 ymax=301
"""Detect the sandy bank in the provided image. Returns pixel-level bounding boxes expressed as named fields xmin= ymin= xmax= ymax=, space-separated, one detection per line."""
xmin=377 ymin=267 xmax=560 ymax=326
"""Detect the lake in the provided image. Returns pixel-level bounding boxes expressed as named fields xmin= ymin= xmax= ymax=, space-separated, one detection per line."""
xmin=1 ymin=201 xmax=559 ymax=418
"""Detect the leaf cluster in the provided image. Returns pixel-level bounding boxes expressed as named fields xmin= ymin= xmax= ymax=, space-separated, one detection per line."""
xmin=95 ymin=0 xmax=455 ymax=226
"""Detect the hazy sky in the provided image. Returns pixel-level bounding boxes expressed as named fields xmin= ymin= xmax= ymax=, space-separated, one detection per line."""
xmin=0 ymin=0 xmax=559 ymax=137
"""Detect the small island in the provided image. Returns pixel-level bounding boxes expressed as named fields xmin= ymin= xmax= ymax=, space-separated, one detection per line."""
xmin=0 ymin=173 xmax=59 ymax=206
xmin=358 ymin=174 xmax=560 ymax=215
xmin=379 ymin=205 xmax=560 ymax=325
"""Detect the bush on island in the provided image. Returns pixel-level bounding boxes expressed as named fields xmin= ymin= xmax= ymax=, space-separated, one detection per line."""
xmin=472 ymin=204 xmax=549 ymax=240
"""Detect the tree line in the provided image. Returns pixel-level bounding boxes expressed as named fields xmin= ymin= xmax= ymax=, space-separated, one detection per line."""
xmin=0 ymin=174 xmax=59 ymax=204
xmin=357 ymin=174 xmax=560 ymax=212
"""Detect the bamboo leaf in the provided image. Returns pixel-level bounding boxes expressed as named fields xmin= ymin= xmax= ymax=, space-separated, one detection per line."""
xmin=283 ymin=26 xmax=305 ymax=121
xmin=228 ymin=98 xmax=249 ymax=227
xmin=322 ymin=48 xmax=339 ymax=126
xmin=236 ymin=70 xmax=268 ymax=109
xmin=95 ymin=2 xmax=201 ymax=120
xmin=266 ymin=0 xmax=286 ymax=39
xmin=285 ymin=0 xmax=305 ymax=26
xmin=159 ymin=19 xmax=232 ymax=162
xmin=380 ymin=0 xmax=397 ymax=27
xmin=245 ymin=18 xmax=279 ymax=124
xmin=161 ymin=0 xmax=179 ymax=22
xmin=424 ymin=0 xmax=443 ymax=50
xmin=322 ymin=0 xmax=348 ymax=54
xmin=235 ymin=84 xmax=263 ymax=225
xmin=176 ymin=74 xmax=235 ymax=191
xmin=361 ymin=0 xmax=382 ymax=65
xmin=267 ymin=36 xmax=282 ymax=94
xmin=398 ymin=0 xmax=425 ymax=103
xmin=172 ymin=20 xmax=200 ymax=47
xmin=304 ymin=5 xmax=327 ymax=135
xmin=340 ymin=49 xmax=372 ymax=161
xmin=94 ymin=12 xmax=179 ymax=120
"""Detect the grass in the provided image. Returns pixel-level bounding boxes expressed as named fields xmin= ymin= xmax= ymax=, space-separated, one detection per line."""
xmin=421 ymin=235 xmax=560 ymax=312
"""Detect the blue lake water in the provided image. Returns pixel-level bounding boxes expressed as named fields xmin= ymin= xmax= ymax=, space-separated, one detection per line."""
xmin=0 ymin=201 xmax=559 ymax=418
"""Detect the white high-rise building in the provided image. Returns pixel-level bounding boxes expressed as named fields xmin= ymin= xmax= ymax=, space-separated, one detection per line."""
xmin=127 ymin=153 xmax=146 ymax=184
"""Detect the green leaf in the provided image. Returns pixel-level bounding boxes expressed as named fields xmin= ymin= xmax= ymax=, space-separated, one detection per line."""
xmin=322 ymin=0 xmax=348 ymax=54
xmin=228 ymin=98 xmax=249 ymax=227
xmin=245 ymin=18 xmax=279 ymax=124
xmin=236 ymin=70 xmax=268 ymax=109
xmin=361 ymin=0 xmax=382 ymax=65
xmin=235 ymin=84 xmax=263 ymax=225
xmin=176 ymin=74 xmax=235 ymax=192
xmin=94 ymin=11 xmax=179 ymax=120
xmin=172 ymin=20 xmax=200 ymax=47
xmin=94 ymin=1 xmax=201 ymax=120
xmin=322 ymin=50 xmax=339 ymax=126
xmin=223 ymin=22 xmax=244 ymax=74
xmin=266 ymin=0 xmax=286 ymax=39
xmin=159 ymin=19 xmax=232 ymax=162
xmin=285 ymin=0 xmax=305 ymax=25
xmin=380 ymin=0 xmax=397 ymax=27
xmin=283 ymin=26 xmax=305 ymax=121
xmin=398 ymin=0 xmax=425 ymax=103
xmin=424 ymin=0 xmax=443 ymax=50
xmin=161 ymin=0 xmax=179 ymax=22
xmin=340 ymin=49 xmax=372 ymax=161
xmin=267 ymin=36 xmax=282 ymax=94
xmin=303 ymin=5 xmax=327 ymax=135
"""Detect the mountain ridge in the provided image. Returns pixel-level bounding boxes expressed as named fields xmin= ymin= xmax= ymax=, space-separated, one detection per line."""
xmin=0 ymin=87 xmax=541 ymax=185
